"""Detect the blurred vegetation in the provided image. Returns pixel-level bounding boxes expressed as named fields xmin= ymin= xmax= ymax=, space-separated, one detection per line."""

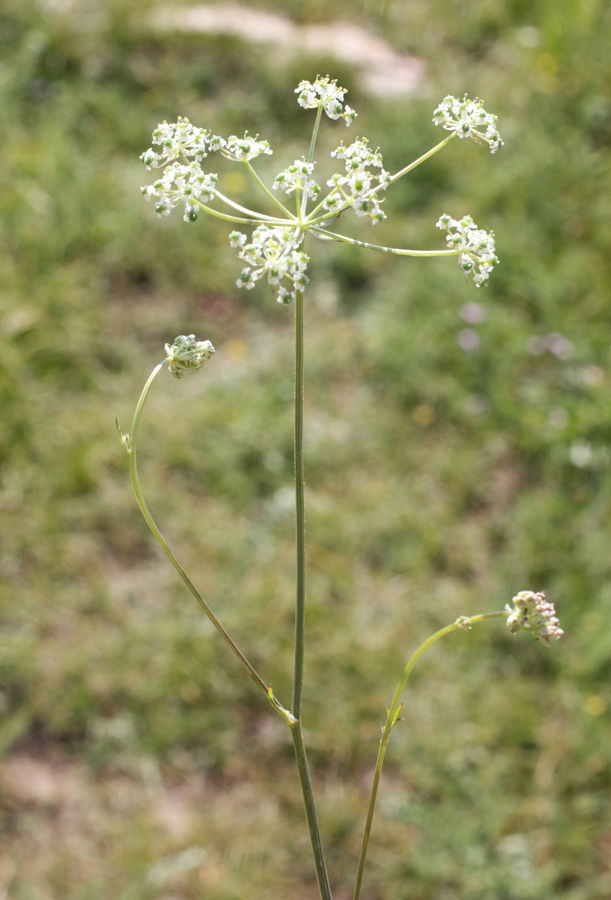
xmin=1 ymin=0 xmax=611 ymax=897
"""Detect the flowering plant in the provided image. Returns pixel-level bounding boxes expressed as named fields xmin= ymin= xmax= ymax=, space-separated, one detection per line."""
xmin=119 ymin=77 xmax=561 ymax=899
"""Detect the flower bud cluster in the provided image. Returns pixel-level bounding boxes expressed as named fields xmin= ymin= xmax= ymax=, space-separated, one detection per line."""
xmin=223 ymin=133 xmax=273 ymax=162
xmin=273 ymin=159 xmax=321 ymax=201
xmin=229 ymin=226 xmax=309 ymax=304
xmin=141 ymin=163 xmax=219 ymax=222
xmin=325 ymin=139 xmax=390 ymax=223
xmin=433 ymin=96 xmax=503 ymax=153
xmin=140 ymin=117 xmax=224 ymax=169
xmin=506 ymin=591 xmax=563 ymax=647
xmin=295 ymin=77 xmax=357 ymax=126
xmin=436 ymin=215 xmax=498 ymax=285
xmin=165 ymin=334 xmax=215 ymax=379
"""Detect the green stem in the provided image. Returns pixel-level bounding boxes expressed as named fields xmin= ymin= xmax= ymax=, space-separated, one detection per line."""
xmin=292 ymin=288 xmax=306 ymax=720
xmin=291 ymin=721 xmax=334 ymax=900
xmin=352 ymin=611 xmax=509 ymax=900
xmin=289 ymin=288 xmax=333 ymax=900
xmin=382 ymin=134 xmax=456 ymax=191
xmin=307 ymin=106 xmax=324 ymax=165
xmin=301 ymin=106 xmax=323 ymax=218
xmin=310 ymin=226 xmax=461 ymax=258
xmin=191 ymin=198 xmax=276 ymax=226
xmin=244 ymin=160 xmax=296 ymax=219
xmin=305 ymin=185 xmax=342 ymax=222
xmin=214 ymin=190 xmax=292 ymax=224
xmin=124 ymin=361 xmax=292 ymax=718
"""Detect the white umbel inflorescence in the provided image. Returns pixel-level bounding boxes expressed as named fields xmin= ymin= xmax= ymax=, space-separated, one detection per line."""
xmin=436 ymin=214 xmax=498 ymax=285
xmin=229 ymin=226 xmax=309 ymax=305
xmin=273 ymin=159 xmax=321 ymax=201
xmin=165 ymin=334 xmax=215 ymax=379
xmin=324 ymin=139 xmax=391 ymax=223
xmin=140 ymin=81 xmax=505 ymax=304
xmin=295 ymin=76 xmax=357 ymax=126
xmin=506 ymin=591 xmax=563 ymax=646
xmin=433 ymin=96 xmax=503 ymax=153
xmin=141 ymin=163 xmax=219 ymax=222
xmin=140 ymin=117 xmax=225 ymax=169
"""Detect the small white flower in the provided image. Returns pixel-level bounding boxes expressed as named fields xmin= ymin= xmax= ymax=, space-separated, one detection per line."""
xmin=506 ymin=591 xmax=563 ymax=646
xmin=223 ymin=133 xmax=273 ymax=161
xmin=228 ymin=231 xmax=247 ymax=248
xmin=323 ymin=139 xmax=389 ymax=224
xmin=165 ymin=334 xmax=215 ymax=379
xmin=433 ymin=95 xmax=503 ymax=153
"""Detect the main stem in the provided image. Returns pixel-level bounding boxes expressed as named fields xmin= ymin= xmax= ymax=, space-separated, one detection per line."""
xmin=352 ymin=611 xmax=509 ymax=900
xmin=290 ymin=288 xmax=333 ymax=900
xmin=292 ymin=288 xmax=306 ymax=720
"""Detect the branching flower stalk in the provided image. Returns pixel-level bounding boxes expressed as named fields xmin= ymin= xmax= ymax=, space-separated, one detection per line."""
xmin=125 ymin=78 xmax=563 ymax=899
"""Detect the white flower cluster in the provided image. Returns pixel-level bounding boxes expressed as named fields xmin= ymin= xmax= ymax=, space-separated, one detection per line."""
xmin=436 ymin=215 xmax=498 ymax=285
xmin=140 ymin=117 xmax=224 ymax=169
xmin=433 ymin=96 xmax=503 ymax=153
xmin=229 ymin=226 xmax=309 ymax=305
xmin=141 ymin=163 xmax=219 ymax=222
xmin=506 ymin=591 xmax=563 ymax=647
xmin=324 ymin=139 xmax=390 ymax=223
xmin=295 ymin=76 xmax=357 ymax=126
xmin=273 ymin=159 xmax=321 ymax=201
xmin=165 ymin=334 xmax=215 ymax=379
xmin=222 ymin=133 xmax=273 ymax=162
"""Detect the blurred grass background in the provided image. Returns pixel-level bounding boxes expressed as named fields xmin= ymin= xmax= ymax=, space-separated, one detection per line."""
xmin=1 ymin=0 xmax=611 ymax=897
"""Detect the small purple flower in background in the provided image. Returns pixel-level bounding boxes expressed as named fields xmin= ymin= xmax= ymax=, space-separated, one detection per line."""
xmin=527 ymin=333 xmax=574 ymax=360
xmin=459 ymin=302 xmax=487 ymax=324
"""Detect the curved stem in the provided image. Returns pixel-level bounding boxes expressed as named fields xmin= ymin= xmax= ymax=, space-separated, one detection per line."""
xmin=214 ymin=190 xmax=292 ymax=224
xmin=310 ymin=226 xmax=460 ymax=258
xmin=353 ymin=611 xmax=509 ymax=900
xmin=191 ymin=199 xmax=275 ymax=226
xmin=125 ymin=361 xmax=293 ymax=719
xmin=244 ymin=160 xmax=296 ymax=219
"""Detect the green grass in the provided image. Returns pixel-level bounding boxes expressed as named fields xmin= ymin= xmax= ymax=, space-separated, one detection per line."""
xmin=1 ymin=0 xmax=611 ymax=897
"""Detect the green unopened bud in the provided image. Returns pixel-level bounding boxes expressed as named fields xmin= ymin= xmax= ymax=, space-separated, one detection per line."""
xmin=165 ymin=334 xmax=215 ymax=379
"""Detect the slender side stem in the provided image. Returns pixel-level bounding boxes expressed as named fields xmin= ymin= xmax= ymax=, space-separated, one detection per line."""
xmin=311 ymin=226 xmax=461 ymax=258
xmin=353 ymin=611 xmax=509 ymax=900
xmin=306 ymin=185 xmax=342 ymax=222
xmin=379 ymin=134 xmax=456 ymax=193
xmin=125 ymin=361 xmax=289 ymax=716
xmin=191 ymin=199 xmax=275 ymax=226
xmin=291 ymin=722 xmax=334 ymax=900
xmin=292 ymin=288 xmax=306 ymax=721
xmin=301 ymin=106 xmax=323 ymax=219
xmin=307 ymin=107 xmax=324 ymax=166
xmin=214 ymin=190 xmax=293 ymax=224
xmin=244 ymin=160 xmax=296 ymax=219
